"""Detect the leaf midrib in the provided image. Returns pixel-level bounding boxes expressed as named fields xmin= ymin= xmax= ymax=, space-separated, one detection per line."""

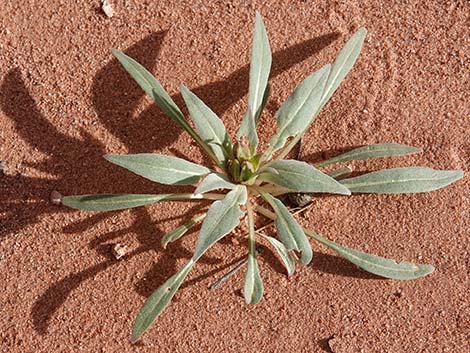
xmin=122 ymin=159 xmax=207 ymax=176
xmin=334 ymin=145 xmax=417 ymax=161
xmin=342 ymin=175 xmax=455 ymax=189
xmin=194 ymin=188 xmax=243 ymax=260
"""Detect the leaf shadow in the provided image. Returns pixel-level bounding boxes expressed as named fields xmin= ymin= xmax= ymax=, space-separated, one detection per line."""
xmin=0 ymin=30 xmax=342 ymax=335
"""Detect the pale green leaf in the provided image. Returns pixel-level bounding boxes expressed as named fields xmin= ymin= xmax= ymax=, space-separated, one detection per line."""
xmin=261 ymin=234 xmax=295 ymax=276
xmin=131 ymin=261 xmax=194 ymax=342
xmin=244 ymin=202 xmax=263 ymax=304
xmin=260 ymin=191 xmax=313 ymax=265
xmin=180 ymin=85 xmax=231 ymax=168
xmin=275 ymin=28 xmax=367 ymax=160
xmin=105 ymin=154 xmax=211 ymax=185
xmin=315 ymin=143 xmax=421 ymax=168
xmin=62 ymin=193 xmax=201 ymax=212
xmin=268 ymin=65 xmax=330 ymax=155
xmin=259 ymin=160 xmax=351 ymax=195
xmin=131 ymin=186 xmax=247 ymax=341
xmin=161 ymin=213 xmax=207 ymax=248
xmin=111 ymin=50 xmax=220 ymax=165
xmin=195 ymin=173 xmax=236 ymax=194
xmin=305 ymin=229 xmax=435 ymax=280
xmin=237 ymin=11 xmax=272 ymax=149
xmin=340 ymin=167 xmax=464 ymax=194
xmin=193 ymin=186 xmax=247 ymax=261
xmin=320 ymin=27 xmax=367 ymax=108
xmin=112 ymin=50 xmax=197 ymax=143
xmin=112 ymin=49 xmax=181 ymax=116
xmin=245 ymin=254 xmax=263 ymax=304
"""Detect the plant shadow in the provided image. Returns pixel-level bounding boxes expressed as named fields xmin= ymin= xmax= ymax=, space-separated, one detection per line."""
xmin=0 ymin=29 xmax=352 ymax=336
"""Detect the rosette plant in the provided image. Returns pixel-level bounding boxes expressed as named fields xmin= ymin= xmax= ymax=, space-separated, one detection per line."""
xmin=63 ymin=13 xmax=464 ymax=341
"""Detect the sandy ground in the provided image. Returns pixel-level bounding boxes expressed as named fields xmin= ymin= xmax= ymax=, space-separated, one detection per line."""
xmin=0 ymin=1 xmax=468 ymax=352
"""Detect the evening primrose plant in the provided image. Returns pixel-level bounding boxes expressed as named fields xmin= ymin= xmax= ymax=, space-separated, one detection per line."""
xmin=62 ymin=13 xmax=464 ymax=341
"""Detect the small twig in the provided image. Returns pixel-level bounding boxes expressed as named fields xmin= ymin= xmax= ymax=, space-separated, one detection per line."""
xmin=208 ymin=258 xmax=248 ymax=290
xmin=208 ymin=246 xmax=262 ymax=290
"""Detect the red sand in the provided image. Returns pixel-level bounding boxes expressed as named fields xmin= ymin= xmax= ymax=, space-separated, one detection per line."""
xmin=0 ymin=1 xmax=468 ymax=352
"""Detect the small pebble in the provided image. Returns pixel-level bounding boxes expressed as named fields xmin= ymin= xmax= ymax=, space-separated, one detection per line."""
xmin=102 ymin=0 xmax=114 ymax=18
xmin=111 ymin=243 xmax=128 ymax=260
xmin=50 ymin=190 xmax=62 ymax=205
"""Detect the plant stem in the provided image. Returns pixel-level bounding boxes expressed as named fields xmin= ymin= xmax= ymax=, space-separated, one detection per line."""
xmin=246 ymin=198 xmax=256 ymax=266
xmin=192 ymin=193 xmax=226 ymax=201
xmin=255 ymin=205 xmax=276 ymax=220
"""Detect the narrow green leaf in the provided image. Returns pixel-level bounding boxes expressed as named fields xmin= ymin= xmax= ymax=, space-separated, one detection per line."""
xmin=245 ymin=255 xmax=263 ymax=304
xmin=260 ymin=234 xmax=295 ymax=276
xmin=340 ymin=167 xmax=464 ymax=194
xmin=260 ymin=191 xmax=313 ymax=265
xmin=195 ymin=173 xmax=236 ymax=194
xmin=62 ymin=193 xmax=201 ymax=212
xmin=268 ymin=65 xmax=330 ymax=155
xmin=131 ymin=187 xmax=247 ymax=341
xmin=244 ymin=201 xmax=264 ymax=304
xmin=259 ymin=160 xmax=351 ymax=195
xmin=237 ymin=11 xmax=272 ymax=149
xmin=180 ymin=85 xmax=231 ymax=168
xmin=112 ymin=49 xmax=182 ymax=116
xmin=305 ymin=229 xmax=435 ymax=280
xmin=161 ymin=213 xmax=207 ymax=248
xmin=315 ymin=143 xmax=421 ymax=168
xmin=131 ymin=261 xmax=194 ymax=342
xmin=111 ymin=50 xmax=220 ymax=166
xmin=105 ymin=154 xmax=211 ymax=185
xmin=320 ymin=27 xmax=367 ymax=108
xmin=112 ymin=50 xmax=199 ymax=146
xmin=275 ymin=28 xmax=367 ymax=161
xmin=193 ymin=186 xmax=247 ymax=261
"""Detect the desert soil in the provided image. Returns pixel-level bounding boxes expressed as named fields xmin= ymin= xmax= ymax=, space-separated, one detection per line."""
xmin=0 ymin=1 xmax=468 ymax=352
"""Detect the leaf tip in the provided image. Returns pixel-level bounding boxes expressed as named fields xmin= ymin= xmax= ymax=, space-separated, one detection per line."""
xmin=245 ymin=294 xmax=262 ymax=305
xmin=453 ymin=170 xmax=465 ymax=179
xmin=410 ymin=263 xmax=435 ymax=279
xmin=103 ymin=154 xmax=121 ymax=164
xmin=339 ymin=185 xmax=352 ymax=196
xmin=422 ymin=264 xmax=435 ymax=275
xmin=357 ymin=27 xmax=368 ymax=37
xmin=129 ymin=333 xmax=140 ymax=345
